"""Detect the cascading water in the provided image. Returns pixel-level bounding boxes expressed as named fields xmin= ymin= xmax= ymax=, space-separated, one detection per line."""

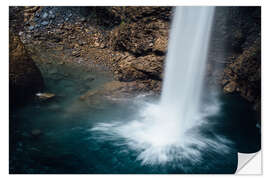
xmin=160 ymin=6 xmax=215 ymax=134
xmin=91 ymin=7 xmax=233 ymax=169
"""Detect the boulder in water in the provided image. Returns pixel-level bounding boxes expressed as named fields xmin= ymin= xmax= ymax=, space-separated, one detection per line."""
xmin=36 ymin=93 xmax=55 ymax=100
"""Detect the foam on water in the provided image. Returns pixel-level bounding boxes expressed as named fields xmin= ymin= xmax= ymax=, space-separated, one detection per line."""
xmin=90 ymin=98 xmax=231 ymax=166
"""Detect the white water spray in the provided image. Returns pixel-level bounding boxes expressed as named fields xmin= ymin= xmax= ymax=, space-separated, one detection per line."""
xmin=91 ymin=7 xmax=232 ymax=167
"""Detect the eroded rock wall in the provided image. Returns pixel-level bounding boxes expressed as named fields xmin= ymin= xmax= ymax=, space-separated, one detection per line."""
xmin=9 ymin=33 xmax=44 ymax=107
xmin=10 ymin=6 xmax=261 ymax=109
xmin=218 ymin=7 xmax=261 ymax=110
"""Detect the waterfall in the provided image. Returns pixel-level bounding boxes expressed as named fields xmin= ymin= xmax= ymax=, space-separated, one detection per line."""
xmin=160 ymin=6 xmax=215 ymax=136
xmin=90 ymin=7 xmax=232 ymax=166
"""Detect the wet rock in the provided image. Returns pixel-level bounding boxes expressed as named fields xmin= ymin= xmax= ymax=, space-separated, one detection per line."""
xmin=79 ymin=80 xmax=157 ymax=105
xmin=36 ymin=93 xmax=56 ymax=100
xmin=48 ymin=68 xmax=58 ymax=74
xmin=131 ymin=55 xmax=163 ymax=80
xmin=212 ymin=7 xmax=261 ymax=114
xmin=79 ymin=81 xmax=136 ymax=106
xmin=83 ymin=75 xmax=95 ymax=81
xmin=9 ymin=33 xmax=44 ymax=107
xmin=50 ymin=73 xmax=64 ymax=80
xmin=224 ymin=81 xmax=237 ymax=93
xmin=222 ymin=37 xmax=260 ymax=103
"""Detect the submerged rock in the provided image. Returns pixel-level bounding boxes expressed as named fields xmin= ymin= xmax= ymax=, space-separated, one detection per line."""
xmin=83 ymin=75 xmax=95 ymax=81
xmin=79 ymin=80 xmax=158 ymax=105
xmin=36 ymin=93 xmax=55 ymax=100
xmin=48 ymin=68 xmax=58 ymax=75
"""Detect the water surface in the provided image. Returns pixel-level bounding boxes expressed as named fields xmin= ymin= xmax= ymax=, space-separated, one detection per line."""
xmin=9 ymin=63 xmax=260 ymax=173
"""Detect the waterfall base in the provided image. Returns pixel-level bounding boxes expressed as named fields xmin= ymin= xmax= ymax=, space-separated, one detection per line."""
xmin=91 ymin=99 xmax=234 ymax=168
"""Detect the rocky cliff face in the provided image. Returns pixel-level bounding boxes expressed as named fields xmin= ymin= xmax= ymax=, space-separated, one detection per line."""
xmin=9 ymin=32 xmax=44 ymax=108
xmin=95 ymin=7 xmax=172 ymax=90
xmin=10 ymin=6 xmax=261 ymax=111
xmin=217 ymin=7 xmax=261 ymax=112
xmin=14 ymin=6 xmax=172 ymax=96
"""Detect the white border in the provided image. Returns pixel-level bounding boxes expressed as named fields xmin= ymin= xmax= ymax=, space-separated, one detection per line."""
xmin=1 ymin=0 xmax=268 ymax=179
xmin=237 ymin=151 xmax=262 ymax=174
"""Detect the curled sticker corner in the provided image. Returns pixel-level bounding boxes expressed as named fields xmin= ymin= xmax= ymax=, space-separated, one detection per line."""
xmin=236 ymin=151 xmax=261 ymax=174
